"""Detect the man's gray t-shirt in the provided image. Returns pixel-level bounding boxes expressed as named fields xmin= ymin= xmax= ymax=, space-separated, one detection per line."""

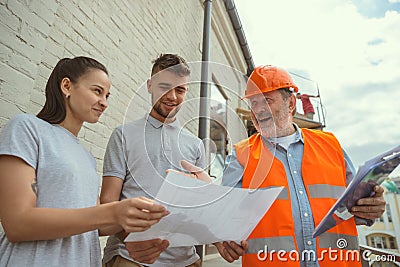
xmin=0 ymin=114 xmax=101 ymax=267
xmin=103 ymin=114 xmax=205 ymax=267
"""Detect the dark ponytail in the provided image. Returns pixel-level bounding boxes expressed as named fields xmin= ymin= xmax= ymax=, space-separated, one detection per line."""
xmin=37 ymin=56 xmax=108 ymax=124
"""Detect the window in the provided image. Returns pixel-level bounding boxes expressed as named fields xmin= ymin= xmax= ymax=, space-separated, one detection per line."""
xmin=369 ymin=235 xmax=387 ymax=249
xmin=209 ymin=82 xmax=227 ymax=182
xmin=368 ymin=235 xmax=397 ymax=249
xmin=389 ymin=236 xmax=397 ymax=249
xmin=386 ymin=204 xmax=392 ymax=223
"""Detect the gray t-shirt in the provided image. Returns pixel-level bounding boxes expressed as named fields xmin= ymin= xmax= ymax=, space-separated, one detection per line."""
xmin=103 ymin=114 xmax=205 ymax=267
xmin=0 ymin=114 xmax=101 ymax=267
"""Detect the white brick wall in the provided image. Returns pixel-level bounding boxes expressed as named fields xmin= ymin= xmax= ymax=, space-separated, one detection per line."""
xmin=0 ymin=0 xmax=249 ymax=176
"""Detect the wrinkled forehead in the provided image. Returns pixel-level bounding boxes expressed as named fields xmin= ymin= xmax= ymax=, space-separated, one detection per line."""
xmin=248 ymin=91 xmax=279 ymax=102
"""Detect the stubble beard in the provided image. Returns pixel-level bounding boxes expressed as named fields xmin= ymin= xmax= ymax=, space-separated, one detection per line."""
xmin=258 ymin=111 xmax=293 ymax=138
xmin=154 ymin=102 xmax=180 ymax=120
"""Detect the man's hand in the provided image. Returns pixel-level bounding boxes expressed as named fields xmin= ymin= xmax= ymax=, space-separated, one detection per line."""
xmin=179 ymin=160 xmax=212 ymax=182
xmin=351 ymin=185 xmax=386 ymax=220
xmin=214 ymin=241 xmax=248 ymax=263
xmin=125 ymin=239 xmax=169 ymax=264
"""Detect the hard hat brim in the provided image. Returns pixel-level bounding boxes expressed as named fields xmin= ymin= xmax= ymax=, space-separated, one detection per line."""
xmin=241 ymin=86 xmax=298 ymax=100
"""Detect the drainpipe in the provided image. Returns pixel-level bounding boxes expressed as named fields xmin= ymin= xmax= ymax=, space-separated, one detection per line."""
xmin=198 ymin=0 xmax=254 ymax=141
xmin=196 ymin=1 xmax=212 ymax=260
xmin=224 ymin=0 xmax=255 ymax=76
xmin=198 ymin=0 xmax=212 ymax=141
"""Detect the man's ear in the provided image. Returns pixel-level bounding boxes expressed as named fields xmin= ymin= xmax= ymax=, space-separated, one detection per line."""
xmin=146 ymin=79 xmax=152 ymax=94
xmin=60 ymin=77 xmax=71 ymax=97
xmin=288 ymin=94 xmax=297 ymax=113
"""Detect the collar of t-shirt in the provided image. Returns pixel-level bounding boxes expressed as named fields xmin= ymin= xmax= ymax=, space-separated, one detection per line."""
xmin=268 ymin=132 xmax=297 ymax=150
xmin=145 ymin=113 xmax=180 ymax=129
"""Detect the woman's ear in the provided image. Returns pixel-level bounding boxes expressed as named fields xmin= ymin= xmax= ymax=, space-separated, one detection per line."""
xmin=60 ymin=77 xmax=71 ymax=98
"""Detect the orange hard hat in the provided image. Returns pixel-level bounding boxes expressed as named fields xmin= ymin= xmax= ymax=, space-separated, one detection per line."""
xmin=243 ymin=65 xmax=298 ymax=98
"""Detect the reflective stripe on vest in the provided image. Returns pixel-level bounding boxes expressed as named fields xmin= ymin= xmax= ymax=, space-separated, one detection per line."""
xmin=247 ymin=233 xmax=359 ymax=254
xmin=247 ymin=236 xmax=295 ymax=254
xmin=319 ymin=232 xmax=359 ymax=250
xmin=308 ymin=184 xmax=346 ymax=199
xmin=263 ymin=186 xmax=289 ymax=200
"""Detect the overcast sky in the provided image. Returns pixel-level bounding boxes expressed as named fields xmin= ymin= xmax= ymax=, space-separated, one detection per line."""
xmin=235 ymin=0 xmax=400 ymax=168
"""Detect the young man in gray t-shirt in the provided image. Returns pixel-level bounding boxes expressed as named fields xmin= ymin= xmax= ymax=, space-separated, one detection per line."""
xmin=101 ymin=54 xmax=205 ymax=267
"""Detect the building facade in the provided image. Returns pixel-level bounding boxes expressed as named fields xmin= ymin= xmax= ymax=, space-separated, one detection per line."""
xmin=357 ymin=176 xmax=400 ymax=266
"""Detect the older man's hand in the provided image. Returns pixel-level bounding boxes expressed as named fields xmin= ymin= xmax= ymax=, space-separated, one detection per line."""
xmin=214 ymin=241 xmax=248 ymax=263
xmin=351 ymin=185 xmax=386 ymax=220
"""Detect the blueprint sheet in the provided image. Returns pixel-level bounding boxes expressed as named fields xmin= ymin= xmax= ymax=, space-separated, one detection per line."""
xmin=125 ymin=171 xmax=283 ymax=247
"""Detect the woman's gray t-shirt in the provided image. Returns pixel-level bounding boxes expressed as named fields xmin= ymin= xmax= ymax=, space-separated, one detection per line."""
xmin=0 ymin=114 xmax=101 ymax=267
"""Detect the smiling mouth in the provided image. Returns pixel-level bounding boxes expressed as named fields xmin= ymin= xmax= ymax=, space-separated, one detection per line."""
xmin=93 ymin=108 xmax=103 ymax=115
xmin=257 ymin=117 xmax=272 ymax=123
xmin=163 ymin=102 xmax=178 ymax=107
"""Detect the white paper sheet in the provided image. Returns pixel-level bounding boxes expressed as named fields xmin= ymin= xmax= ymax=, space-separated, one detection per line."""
xmin=125 ymin=171 xmax=283 ymax=247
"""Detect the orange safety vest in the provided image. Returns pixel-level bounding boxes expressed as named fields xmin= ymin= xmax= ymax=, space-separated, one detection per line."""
xmin=234 ymin=129 xmax=361 ymax=267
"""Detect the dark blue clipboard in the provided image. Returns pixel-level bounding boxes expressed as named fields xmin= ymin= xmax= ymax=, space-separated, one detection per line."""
xmin=313 ymin=145 xmax=400 ymax=238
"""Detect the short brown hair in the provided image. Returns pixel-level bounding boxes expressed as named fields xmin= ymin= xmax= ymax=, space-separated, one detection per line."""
xmin=278 ymin=88 xmax=294 ymax=100
xmin=151 ymin=54 xmax=190 ymax=77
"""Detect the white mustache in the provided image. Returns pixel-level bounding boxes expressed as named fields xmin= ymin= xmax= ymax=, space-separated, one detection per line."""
xmin=255 ymin=112 xmax=272 ymax=122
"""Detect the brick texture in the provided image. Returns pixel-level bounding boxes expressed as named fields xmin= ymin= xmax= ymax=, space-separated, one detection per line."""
xmin=0 ymin=0 xmax=249 ymax=179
